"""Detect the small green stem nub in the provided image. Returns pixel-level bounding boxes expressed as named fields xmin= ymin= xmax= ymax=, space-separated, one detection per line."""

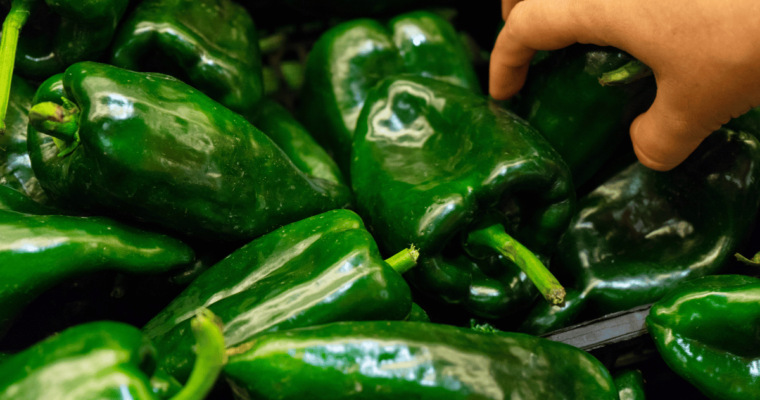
xmin=466 ymin=224 xmax=565 ymax=306
xmin=0 ymin=0 xmax=35 ymax=135
xmin=169 ymin=308 xmax=226 ymax=400
xmin=385 ymin=245 xmax=419 ymax=275
xmin=599 ymin=60 xmax=653 ymax=86
xmin=29 ymin=99 xmax=81 ymax=142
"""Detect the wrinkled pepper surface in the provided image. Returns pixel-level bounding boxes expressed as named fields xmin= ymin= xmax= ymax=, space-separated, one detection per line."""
xmin=110 ymin=0 xmax=263 ymax=114
xmin=301 ymin=11 xmax=480 ymax=173
xmin=0 ymin=185 xmax=194 ymax=338
xmin=615 ymin=370 xmax=646 ymax=400
xmin=0 ymin=309 xmax=224 ymax=400
xmin=519 ymin=129 xmax=760 ymax=335
xmin=517 ymin=45 xmax=654 ymax=186
xmin=26 ymin=62 xmax=352 ymax=242
xmin=352 ymin=75 xmax=575 ymax=313
xmin=648 ymin=275 xmax=760 ymax=400
xmin=224 ymin=321 xmax=619 ymax=400
xmin=144 ymin=209 xmax=416 ymax=383
xmin=0 ymin=75 xmax=47 ymax=203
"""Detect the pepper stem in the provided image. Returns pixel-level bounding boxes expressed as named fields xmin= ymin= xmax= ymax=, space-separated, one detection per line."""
xmin=169 ymin=308 xmax=226 ymax=400
xmin=736 ymin=252 xmax=760 ymax=267
xmin=385 ymin=245 xmax=419 ymax=275
xmin=466 ymin=224 xmax=565 ymax=306
xmin=599 ymin=60 xmax=653 ymax=86
xmin=0 ymin=0 xmax=35 ymax=135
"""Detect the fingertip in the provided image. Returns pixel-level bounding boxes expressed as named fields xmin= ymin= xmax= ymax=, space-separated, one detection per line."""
xmin=489 ymin=24 xmax=534 ymax=100
xmin=629 ymin=112 xmax=706 ymax=172
xmin=489 ymin=61 xmax=529 ymax=100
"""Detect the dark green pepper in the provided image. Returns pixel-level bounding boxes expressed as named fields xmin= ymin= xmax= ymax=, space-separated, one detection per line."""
xmin=726 ymin=106 xmax=760 ymax=137
xmin=224 ymin=321 xmax=619 ymax=400
xmin=519 ymin=129 xmax=760 ymax=335
xmin=26 ymin=62 xmax=352 ymax=242
xmin=615 ymin=370 xmax=646 ymax=400
xmin=0 ymin=185 xmax=57 ymax=214
xmin=0 ymin=185 xmax=195 ymax=338
xmin=517 ymin=46 xmax=654 ymax=186
xmin=0 ymin=309 xmax=224 ymax=400
xmin=300 ymin=11 xmax=480 ymax=173
xmin=352 ymin=75 xmax=574 ymax=312
xmin=283 ymin=0 xmax=446 ymax=18
xmin=0 ymin=75 xmax=47 ymax=203
xmin=110 ymin=0 xmax=263 ymax=114
xmin=0 ymin=0 xmax=129 ymax=133
xmin=648 ymin=275 xmax=760 ymax=400
xmin=416 ymin=252 xmax=541 ymax=319
xmin=144 ymin=209 xmax=417 ymax=383
xmin=244 ymin=99 xmax=347 ymax=186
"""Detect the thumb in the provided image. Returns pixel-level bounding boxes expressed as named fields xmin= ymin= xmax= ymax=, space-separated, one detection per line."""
xmin=630 ymin=88 xmax=715 ymax=171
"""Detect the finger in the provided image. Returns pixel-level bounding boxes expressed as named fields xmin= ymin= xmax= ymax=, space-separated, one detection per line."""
xmin=490 ymin=0 xmax=606 ymax=99
xmin=502 ymin=0 xmax=522 ymax=20
xmin=629 ymin=88 xmax=715 ymax=171
xmin=506 ymin=0 xmax=607 ymax=50
xmin=490 ymin=25 xmax=534 ymax=99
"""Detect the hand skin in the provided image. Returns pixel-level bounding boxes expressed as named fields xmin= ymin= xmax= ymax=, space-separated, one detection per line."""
xmin=491 ymin=0 xmax=760 ymax=171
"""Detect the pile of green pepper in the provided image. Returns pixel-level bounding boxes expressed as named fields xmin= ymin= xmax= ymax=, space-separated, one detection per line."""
xmin=3 ymin=1 xmax=760 ymax=399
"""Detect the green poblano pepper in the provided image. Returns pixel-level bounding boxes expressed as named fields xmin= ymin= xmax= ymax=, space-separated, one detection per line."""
xmin=726 ymin=106 xmax=760 ymax=137
xmin=517 ymin=45 xmax=654 ymax=186
xmin=300 ymin=11 xmax=480 ymax=173
xmin=417 ymin=253 xmax=543 ymax=320
xmin=283 ymin=0 xmax=447 ymax=18
xmin=614 ymin=370 xmax=646 ymax=400
xmin=26 ymin=62 xmax=353 ymax=243
xmin=243 ymin=99 xmax=347 ymax=186
xmin=0 ymin=185 xmax=195 ymax=339
xmin=0 ymin=309 xmax=225 ymax=400
xmin=648 ymin=275 xmax=760 ymax=400
xmin=518 ymin=129 xmax=760 ymax=335
xmin=0 ymin=0 xmax=129 ymax=133
xmin=110 ymin=0 xmax=264 ymax=114
xmin=0 ymin=75 xmax=47 ymax=203
xmin=352 ymin=75 xmax=575 ymax=314
xmin=224 ymin=321 xmax=620 ymax=400
xmin=144 ymin=209 xmax=417 ymax=383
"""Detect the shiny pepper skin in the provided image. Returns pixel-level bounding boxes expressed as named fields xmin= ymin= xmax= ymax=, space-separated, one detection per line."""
xmin=648 ymin=275 xmax=760 ymax=400
xmin=517 ymin=45 xmax=654 ymax=186
xmin=110 ymin=0 xmax=263 ymax=114
xmin=614 ymin=370 xmax=646 ymax=400
xmin=0 ymin=322 xmax=158 ymax=399
xmin=7 ymin=0 xmax=129 ymax=79
xmin=350 ymin=76 xmax=573 ymax=317
xmin=519 ymin=129 xmax=760 ymax=335
xmin=0 ymin=186 xmax=194 ymax=339
xmin=244 ymin=99 xmax=347 ymax=186
xmin=27 ymin=62 xmax=353 ymax=242
xmin=144 ymin=210 xmax=412 ymax=383
xmin=0 ymin=76 xmax=46 ymax=203
xmin=352 ymin=75 xmax=573 ymax=256
xmin=300 ymin=11 xmax=480 ymax=173
xmin=224 ymin=321 xmax=619 ymax=400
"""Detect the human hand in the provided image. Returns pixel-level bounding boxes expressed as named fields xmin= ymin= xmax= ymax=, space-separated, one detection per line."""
xmin=490 ymin=0 xmax=760 ymax=171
